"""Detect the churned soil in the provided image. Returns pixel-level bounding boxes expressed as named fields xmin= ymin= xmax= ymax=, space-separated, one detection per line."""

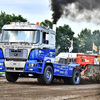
xmin=0 ymin=76 xmax=100 ymax=100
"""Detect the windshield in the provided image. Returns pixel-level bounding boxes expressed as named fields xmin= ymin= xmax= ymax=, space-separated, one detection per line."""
xmin=1 ymin=30 xmax=40 ymax=43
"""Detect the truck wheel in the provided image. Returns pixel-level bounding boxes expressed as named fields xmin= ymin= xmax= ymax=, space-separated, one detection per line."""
xmin=6 ymin=72 xmax=18 ymax=82
xmin=37 ymin=65 xmax=53 ymax=84
xmin=69 ymin=68 xmax=81 ymax=85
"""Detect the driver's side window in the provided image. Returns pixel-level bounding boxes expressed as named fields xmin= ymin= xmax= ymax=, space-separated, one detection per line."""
xmin=42 ymin=32 xmax=46 ymax=43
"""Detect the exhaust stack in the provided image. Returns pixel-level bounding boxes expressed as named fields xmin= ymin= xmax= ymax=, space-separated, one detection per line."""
xmin=53 ymin=24 xmax=56 ymax=32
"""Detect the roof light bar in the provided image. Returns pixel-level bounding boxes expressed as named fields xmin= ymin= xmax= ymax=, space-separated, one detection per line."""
xmin=10 ymin=22 xmax=29 ymax=25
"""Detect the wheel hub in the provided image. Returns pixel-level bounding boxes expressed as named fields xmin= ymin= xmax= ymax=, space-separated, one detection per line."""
xmin=75 ymin=73 xmax=79 ymax=82
xmin=46 ymin=70 xmax=51 ymax=81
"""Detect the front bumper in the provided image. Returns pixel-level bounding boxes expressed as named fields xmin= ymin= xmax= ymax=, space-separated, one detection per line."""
xmin=5 ymin=60 xmax=26 ymax=72
xmin=0 ymin=59 xmax=43 ymax=74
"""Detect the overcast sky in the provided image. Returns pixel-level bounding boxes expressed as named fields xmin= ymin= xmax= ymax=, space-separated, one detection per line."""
xmin=0 ymin=0 xmax=100 ymax=37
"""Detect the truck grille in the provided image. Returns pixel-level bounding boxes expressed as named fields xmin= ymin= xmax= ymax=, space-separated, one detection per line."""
xmin=5 ymin=49 xmax=28 ymax=59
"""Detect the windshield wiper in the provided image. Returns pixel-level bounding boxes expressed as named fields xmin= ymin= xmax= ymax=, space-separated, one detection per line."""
xmin=18 ymin=41 xmax=30 ymax=44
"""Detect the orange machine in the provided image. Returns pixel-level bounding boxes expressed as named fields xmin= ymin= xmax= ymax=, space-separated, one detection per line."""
xmin=76 ymin=54 xmax=100 ymax=76
xmin=77 ymin=54 xmax=99 ymax=65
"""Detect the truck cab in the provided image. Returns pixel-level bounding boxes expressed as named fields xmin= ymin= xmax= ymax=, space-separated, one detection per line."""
xmin=0 ymin=22 xmax=55 ymax=83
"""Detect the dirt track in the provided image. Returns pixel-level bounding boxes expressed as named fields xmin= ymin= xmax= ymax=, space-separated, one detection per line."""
xmin=0 ymin=77 xmax=100 ymax=100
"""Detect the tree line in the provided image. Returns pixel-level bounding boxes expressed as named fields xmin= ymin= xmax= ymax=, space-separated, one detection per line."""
xmin=0 ymin=11 xmax=27 ymax=33
xmin=0 ymin=11 xmax=100 ymax=54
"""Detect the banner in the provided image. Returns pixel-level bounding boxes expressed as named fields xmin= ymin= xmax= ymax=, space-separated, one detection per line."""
xmin=69 ymin=40 xmax=73 ymax=53
xmin=93 ymin=43 xmax=97 ymax=52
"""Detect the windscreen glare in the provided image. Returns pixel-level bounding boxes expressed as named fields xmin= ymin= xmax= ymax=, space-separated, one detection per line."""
xmin=1 ymin=30 xmax=40 ymax=43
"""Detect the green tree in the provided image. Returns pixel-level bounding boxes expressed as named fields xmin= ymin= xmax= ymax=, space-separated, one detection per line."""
xmin=73 ymin=37 xmax=80 ymax=53
xmin=78 ymin=28 xmax=93 ymax=53
xmin=40 ymin=19 xmax=53 ymax=29
xmin=0 ymin=11 xmax=27 ymax=33
xmin=56 ymin=24 xmax=75 ymax=53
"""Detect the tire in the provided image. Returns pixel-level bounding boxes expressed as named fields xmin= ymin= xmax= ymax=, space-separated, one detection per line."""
xmin=6 ymin=72 xmax=19 ymax=82
xmin=37 ymin=65 xmax=53 ymax=84
xmin=69 ymin=68 xmax=81 ymax=85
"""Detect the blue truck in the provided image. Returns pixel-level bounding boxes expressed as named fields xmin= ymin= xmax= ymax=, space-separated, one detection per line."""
xmin=0 ymin=22 xmax=81 ymax=85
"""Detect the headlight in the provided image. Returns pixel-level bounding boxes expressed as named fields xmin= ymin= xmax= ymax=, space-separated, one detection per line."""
xmin=0 ymin=63 xmax=3 ymax=66
xmin=27 ymin=63 xmax=37 ymax=67
xmin=28 ymin=69 xmax=33 ymax=71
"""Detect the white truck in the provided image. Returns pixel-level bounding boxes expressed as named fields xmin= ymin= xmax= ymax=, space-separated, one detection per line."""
xmin=0 ymin=22 xmax=81 ymax=84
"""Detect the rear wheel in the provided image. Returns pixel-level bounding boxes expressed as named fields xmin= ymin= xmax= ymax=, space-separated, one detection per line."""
xmin=37 ymin=65 xmax=53 ymax=84
xmin=69 ymin=68 xmax=81 ymax=85
xmin=6 ymin=72 xmax=19 ymax=82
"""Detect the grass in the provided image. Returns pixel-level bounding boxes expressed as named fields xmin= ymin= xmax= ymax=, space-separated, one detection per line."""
xmin=0 ymin=72 xmax=5 ymax=73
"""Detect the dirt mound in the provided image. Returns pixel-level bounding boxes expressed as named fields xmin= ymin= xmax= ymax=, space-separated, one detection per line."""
xmin=53 ymin=76 xmax=100 ymax=84
xmin=81 ymin=76 xmax=100 ymax=84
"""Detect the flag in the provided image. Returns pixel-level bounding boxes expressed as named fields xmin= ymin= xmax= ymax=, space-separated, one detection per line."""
xmin=93 ymin=43 xmax=97 ymax=52
xmin=69 ymin=40 xmax=73 ymax=53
